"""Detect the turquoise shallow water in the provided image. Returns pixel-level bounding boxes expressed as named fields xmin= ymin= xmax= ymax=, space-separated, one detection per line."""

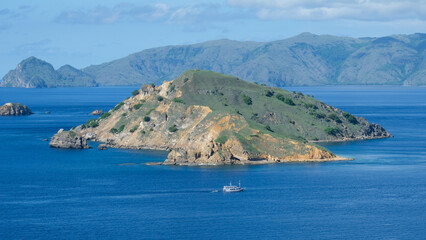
xmin=0 ymin=86 xmax=425 ymax=239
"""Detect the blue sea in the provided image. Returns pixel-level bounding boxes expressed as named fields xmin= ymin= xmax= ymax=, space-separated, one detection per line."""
xmin=0 ymin=86 xmax=425 ymax=239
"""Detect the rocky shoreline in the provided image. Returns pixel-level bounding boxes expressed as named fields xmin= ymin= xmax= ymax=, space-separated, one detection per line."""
xmin=49 ymin=130 xmax=355 ymax=165
xmin=310 ymin=135 xmax=393 ymax=143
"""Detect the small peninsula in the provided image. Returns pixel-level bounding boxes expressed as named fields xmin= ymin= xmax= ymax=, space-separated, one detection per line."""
xmin=0 ymin=103 xmax=33 ymax=116
xmin=51 ymin=70 xmax=392 ymax=165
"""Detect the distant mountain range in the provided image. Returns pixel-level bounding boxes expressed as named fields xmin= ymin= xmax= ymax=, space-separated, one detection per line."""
xmin=1 ymin=32 xmax=425 ymax=88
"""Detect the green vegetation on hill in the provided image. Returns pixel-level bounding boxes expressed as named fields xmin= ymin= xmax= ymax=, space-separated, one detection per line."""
xmin=160 ymin=70 xmax=389 ymax=143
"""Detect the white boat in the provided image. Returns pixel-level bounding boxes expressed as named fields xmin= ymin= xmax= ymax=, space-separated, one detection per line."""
xmin=223 ymin=181 xmax=244 ymax=192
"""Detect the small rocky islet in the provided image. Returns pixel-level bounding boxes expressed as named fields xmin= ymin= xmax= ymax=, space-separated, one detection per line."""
xmin=49 ymin=129 xmax=90 ymax=149
xmin=50 ymin=70 xmax=392 ymax=165
xmin=0 ymin=103 xmax=33 ymax=116
xmin=90 ymin=110 xmax=104 ymax=115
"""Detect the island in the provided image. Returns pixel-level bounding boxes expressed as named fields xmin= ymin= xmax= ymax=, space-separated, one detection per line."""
xmin=0 ymin=103 xmax=33 ymax=116
xmin=50 ymin=70 xmax=392 ymax=165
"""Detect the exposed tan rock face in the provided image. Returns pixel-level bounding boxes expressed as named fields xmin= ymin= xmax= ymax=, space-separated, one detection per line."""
xmin=0 ymin=103 xmax=33 ymax=116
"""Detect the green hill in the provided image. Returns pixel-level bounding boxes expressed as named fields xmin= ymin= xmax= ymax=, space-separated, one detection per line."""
xmin=51 ymin=70 xmax=392 ymax=165
xmin=56 ymin=65 xmax=97 ymax=87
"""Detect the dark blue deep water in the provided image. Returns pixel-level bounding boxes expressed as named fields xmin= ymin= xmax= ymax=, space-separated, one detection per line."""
xmin=1 ymin=86 xmax=425 ymax=239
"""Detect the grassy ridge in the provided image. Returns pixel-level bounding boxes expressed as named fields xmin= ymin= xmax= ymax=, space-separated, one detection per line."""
xmin=173 ymin=70 xmax=366 ymax=142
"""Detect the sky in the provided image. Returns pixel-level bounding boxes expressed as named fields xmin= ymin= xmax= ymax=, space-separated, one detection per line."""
xmin=1 ymin=0 xmax=425 ymax=76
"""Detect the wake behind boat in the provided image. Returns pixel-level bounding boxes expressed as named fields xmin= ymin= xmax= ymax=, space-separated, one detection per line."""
xmin=223 ymin=181 xmax=245 ymax=193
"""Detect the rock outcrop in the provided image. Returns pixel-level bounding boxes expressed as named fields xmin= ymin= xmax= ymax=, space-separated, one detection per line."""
xmin=98 ymin=144 xmax=107 ymax=150
xmin=49 ymin=129 xmax=90 ymax=149
xmin=90 ymin=110 xmax=103 ymax=115
xmin=52 ymin=70 xmax=392 ymax=165
xmin=0 ymin=103 xmax=33 ymax=116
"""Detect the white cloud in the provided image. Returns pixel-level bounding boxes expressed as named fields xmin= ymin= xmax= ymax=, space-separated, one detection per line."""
xmin=168 ymin=6 xmax=201 ymax=24
xmin=227 ymin=0 xmax=426 ymax=21
xmin=56 ymin=3 xmax=170 ymax=24
xmin=55 ymin=3 xmax=246 ymax=25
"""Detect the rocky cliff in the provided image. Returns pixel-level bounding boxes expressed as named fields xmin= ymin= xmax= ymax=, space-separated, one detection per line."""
xmin=0 ymin=103 xmax=33 ymax=116
xmin=51 ymin=70 xmax=392 ymax=165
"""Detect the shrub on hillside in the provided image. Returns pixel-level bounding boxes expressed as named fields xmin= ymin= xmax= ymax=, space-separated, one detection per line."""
xmin=343 ymin=112 xmax=358 ymax=124
xmin=168 ymin=124 xmax=178 ymax=132
xmin=112 ymin=102 xmax=124 ymax=111
xmin=118 ymin=125 xmax=125 ymax=133
xmin=132 ymin=90 xmax=139 ymax=96
xmin=265 ymin=90 xmax=274 ymax=97
xmin=134 ymin=103 xmax=143 ymax=110
xmin=84 ymin=119 xmax=99 ymax=128
xmin=100 ymin=112 xmax=111 ymax=119
xmin=328 ymin=113 xmax=342 ymax=123
xmin=284 ymin=98 xmax=295 ymax=106
xmin=325 ymin=127 xmax=341 ymax=136
xmin=130 ymin=125 xmax=138 ymax=133
xmin=215 ymin=135 xmax=229 ymax=144
xmin=146 ymin=108 xmax=155 ymax=115
xmin=276 ymin=93 xmax=286 ymax=102
xmin=265 ymin=125 xmax=274 ymax=132
xmin=304 ymin=103 xmax=318 ymax=109
xmin=173 ymin=98 xmax=185 ymax=104
xmin=169 ymin=85 xmax=175 ymax=92
xmin=241 ymin=94 xmax=252 ymax=105
xmin=315 ymin=113 xmax=326 ymax=119
xmin=293 ymin=136 xmax=308 ymax=143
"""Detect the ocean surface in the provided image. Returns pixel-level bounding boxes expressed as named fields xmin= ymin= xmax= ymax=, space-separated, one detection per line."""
xmin=0 ymin=86 xmax=425 ymax=239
